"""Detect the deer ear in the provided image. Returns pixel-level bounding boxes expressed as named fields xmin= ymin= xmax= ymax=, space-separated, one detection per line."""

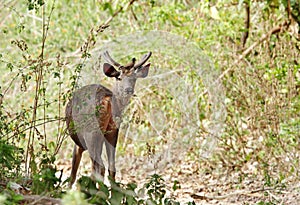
xmin=103 ymin=63 xmax=120 ymax=78
xmin=136 ymin=63 xmax=150 ymax=78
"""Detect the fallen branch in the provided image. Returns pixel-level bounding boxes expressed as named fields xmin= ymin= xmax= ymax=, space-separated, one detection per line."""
xmin=21 ymin=195 xmax=61 ymax=205
xmin=191 ymin=187 xmax=277 ymax=200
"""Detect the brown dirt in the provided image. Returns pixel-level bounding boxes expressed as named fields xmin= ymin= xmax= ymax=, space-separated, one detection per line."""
xmin=56 ymin=144 xmax=300 ymax=204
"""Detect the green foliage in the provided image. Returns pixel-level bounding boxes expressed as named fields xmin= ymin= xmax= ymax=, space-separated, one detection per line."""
xmin=0 ymin=140 xmax=22 ymax=179
xmin=290 ymin=0 xmax=300 ymax=25
xmin=77 ymin=176 xmax=109 ymax=204
xmin=0 ymin=185 xmax=24 ymax=205
xmin=68 ymin=174 xmax=193 ymax=205
xmin=256 ymin=201 xmax=276 ymax=205
xmin=31 ymin=156 xmax=61 ymax=195
xmin=61 ymin=190 xmax=89 ymax=205
xmin=143 ymin=174 xmax=167 ymax=204
xmin=0 ymin=195 xmax=7 ymax=204
xmin=27 ymin=0 xmax=44 ymax=11
xmin=265 ymin=0 xmax=300 ymax=25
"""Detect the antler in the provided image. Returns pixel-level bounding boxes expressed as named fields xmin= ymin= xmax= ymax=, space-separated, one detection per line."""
xmin=103 ymin=51 xmax=121 ymax=68
xmin=134 ymin=52 xmax=152 ymax=69
xmin=103 ymin=51 xmax=152 ymax=70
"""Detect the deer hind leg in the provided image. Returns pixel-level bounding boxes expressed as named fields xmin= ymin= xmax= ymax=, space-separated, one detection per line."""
xmin=70 ymin=145 xmax=84 ymax=187
xmin=105 ymin=120 xmax=119 ymax=180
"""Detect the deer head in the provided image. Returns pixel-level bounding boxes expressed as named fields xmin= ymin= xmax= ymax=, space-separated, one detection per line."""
xmin=102 ymin=51 xmax=152 ymax=98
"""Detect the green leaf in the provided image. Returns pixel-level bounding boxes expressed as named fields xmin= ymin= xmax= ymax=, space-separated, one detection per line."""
xmin=103 ymin=2 xmax=113 ymax=15
xmin=53 ymin=72 xmax=60 ymax=78
xmin=172 ymin=180 xmax=180 ymax=191
xmin=6 ymin=63 xmax=13 ymax=71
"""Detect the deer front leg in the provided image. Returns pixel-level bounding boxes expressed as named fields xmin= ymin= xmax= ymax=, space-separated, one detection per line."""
xmin=105 ymin=124 xmax=119 ymax=180
xmin=70 ymin=145 xmax=84 ymax=187
xmin=91 ymin=154 xmax=105 ymax=182
xmin=105 ymin=143 xmax=116 ymax=180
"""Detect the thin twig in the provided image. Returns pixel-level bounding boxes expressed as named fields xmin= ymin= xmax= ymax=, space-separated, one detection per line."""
xmin=25 ymin=0 xmax=56 ymax=174
xmin=99 ymin=0 xmax=138 ymax=31
xmin=4 ymin=117 xmax=65 ymax=140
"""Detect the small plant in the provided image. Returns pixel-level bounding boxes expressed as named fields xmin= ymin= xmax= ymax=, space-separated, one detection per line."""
xmin=140 ymin=174 xmax=181 ymax=205
xmin=0 ymin=140 xmax=22 ymax=179
xmin=142 ymin=174 xmax=167 ymax=204
xmin=0 ymin=185 xmax=24 ymax=205
xmin=77 ymin=176 xmax=109 ymax=204
xmin=109 ymin=179 xmax=139 ymax=205
xmin=76 ymin=176 xmax=138 ymax=205
xmin=31 ymin=155 xmax=61 ymax=195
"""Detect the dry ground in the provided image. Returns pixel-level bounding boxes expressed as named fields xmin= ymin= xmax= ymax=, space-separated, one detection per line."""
xmin=56 ymin=144 xmax=300 ymax=205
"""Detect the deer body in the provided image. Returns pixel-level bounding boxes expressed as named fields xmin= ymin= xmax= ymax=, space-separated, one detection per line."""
xmin=66 ymin=51 xmax=152 ymax=187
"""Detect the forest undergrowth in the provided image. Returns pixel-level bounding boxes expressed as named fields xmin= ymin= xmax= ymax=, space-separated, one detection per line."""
xmin=0 ymin=0 xmax=299 ymax=204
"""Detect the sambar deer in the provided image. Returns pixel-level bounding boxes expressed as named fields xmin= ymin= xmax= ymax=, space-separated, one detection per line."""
xmin=66 ymin=51 xmax=152 ymax=187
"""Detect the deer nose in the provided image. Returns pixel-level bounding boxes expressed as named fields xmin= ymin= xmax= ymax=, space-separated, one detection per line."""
xmin=125 ymin=88 xmax=134 ymax=94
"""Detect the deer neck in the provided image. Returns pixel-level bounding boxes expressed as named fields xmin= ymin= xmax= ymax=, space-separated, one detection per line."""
xmin=111 ymin=86 xmax=133 ymax=127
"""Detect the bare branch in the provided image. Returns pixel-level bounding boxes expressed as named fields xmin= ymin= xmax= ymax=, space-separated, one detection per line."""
xmin=241 ymin=0 xmax=250 ymax=48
